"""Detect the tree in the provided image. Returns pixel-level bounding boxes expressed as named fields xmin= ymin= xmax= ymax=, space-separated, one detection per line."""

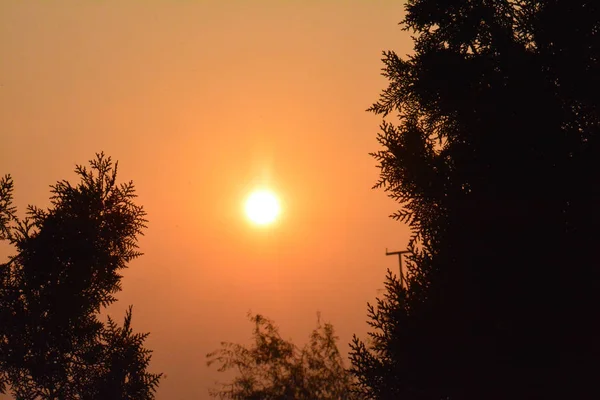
xmin=0 ymin=154 xmax=162 ymax=399
xmin=350 ymin=1 xmax=600 ymax=399
xmin=207 ymin=313 xmax=358 ymax=400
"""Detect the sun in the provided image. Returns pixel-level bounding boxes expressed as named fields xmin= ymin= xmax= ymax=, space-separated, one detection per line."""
xmin=244 ymin=189 xmax=281 ymax=225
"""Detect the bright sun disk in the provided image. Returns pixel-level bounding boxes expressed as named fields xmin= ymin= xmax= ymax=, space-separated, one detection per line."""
xmin=244 ymin=190 xmax=281 ymax=225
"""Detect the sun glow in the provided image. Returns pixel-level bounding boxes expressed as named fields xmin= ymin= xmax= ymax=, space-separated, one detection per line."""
xmin=244 ymin=190 xmax=281 ymax=225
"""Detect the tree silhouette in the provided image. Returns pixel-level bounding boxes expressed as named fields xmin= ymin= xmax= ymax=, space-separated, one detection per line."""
xmin=207 ymin=313 xmax=358 ymax=400
xmin=350 ymin=1 xmax=600 ymax=399
xmin=0 ymin=154 xmax=162 ymax=399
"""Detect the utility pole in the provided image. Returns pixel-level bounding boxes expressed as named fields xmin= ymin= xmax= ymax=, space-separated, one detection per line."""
xmin=385 ymin=248 xmax=410 ymax=287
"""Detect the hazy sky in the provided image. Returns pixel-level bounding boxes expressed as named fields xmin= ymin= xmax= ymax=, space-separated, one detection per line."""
xmin=0 ymin=1 xmax=412 ymax=398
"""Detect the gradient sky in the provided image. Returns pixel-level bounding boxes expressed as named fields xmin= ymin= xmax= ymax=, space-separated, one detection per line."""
xmin=0 ymin=1 xmax=412 ymax=398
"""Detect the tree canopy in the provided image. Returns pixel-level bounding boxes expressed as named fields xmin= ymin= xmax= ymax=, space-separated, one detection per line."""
xmin=0 ymin=153 xmax=162 ymax=399
xmin=350 ymin=1 xmax=600 ymax=399
xmin=207 ymin=313 xmax=358 ymax=400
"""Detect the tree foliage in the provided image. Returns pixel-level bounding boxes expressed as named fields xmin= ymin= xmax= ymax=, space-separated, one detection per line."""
xmin=0 ymin=153 xmax=162 ymax=399
xmin=207 ymin=313 xmax=358 ymax=400
xmin=351 ymin=1 xmax=600 ymax=399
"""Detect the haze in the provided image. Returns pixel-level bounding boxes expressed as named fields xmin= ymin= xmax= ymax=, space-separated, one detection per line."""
xmin=0 ymin=1 xmax=411 ymax=398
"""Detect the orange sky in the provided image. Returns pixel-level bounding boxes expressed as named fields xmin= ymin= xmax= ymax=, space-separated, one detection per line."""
xmin=0 ymin=1 xmax=411 ymax=398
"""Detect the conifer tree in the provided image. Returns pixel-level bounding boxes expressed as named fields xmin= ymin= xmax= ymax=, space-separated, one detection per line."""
xmin=0 ymin=154 xmax=162 ymax=399
xmin=350 ymin=1 xmax=600 ymax=398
